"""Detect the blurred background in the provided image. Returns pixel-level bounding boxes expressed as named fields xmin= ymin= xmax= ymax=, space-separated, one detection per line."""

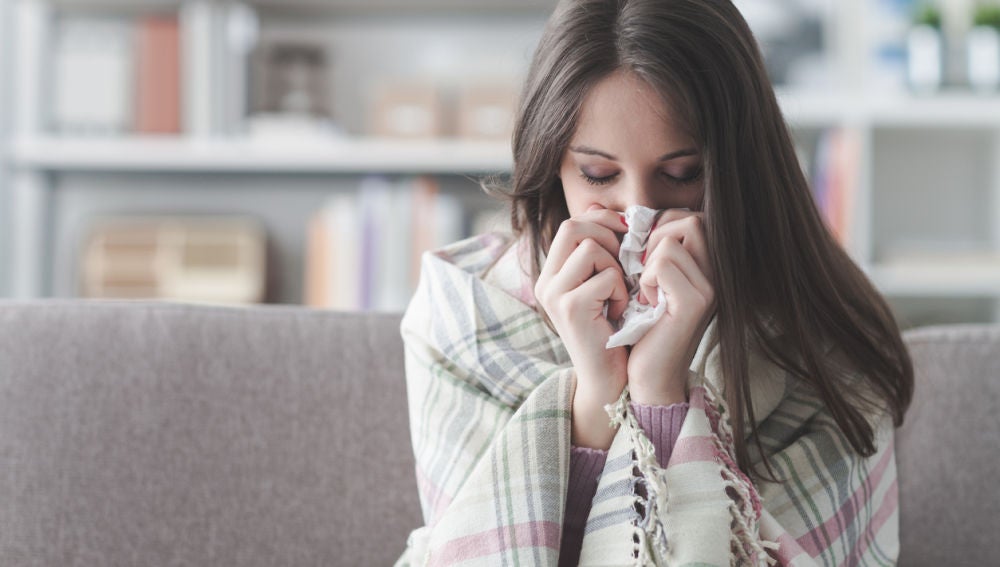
xmin=0 ymin=0 xmax=998 ymax=328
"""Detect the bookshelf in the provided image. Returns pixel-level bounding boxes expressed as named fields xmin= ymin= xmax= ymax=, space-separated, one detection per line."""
xmin=10 ymin=137 xmax=512 ymax=173
xmin=2 ymin=0 xmax=540 ymax=307
xmin=1 ymin=0 xmax=999 ymax=326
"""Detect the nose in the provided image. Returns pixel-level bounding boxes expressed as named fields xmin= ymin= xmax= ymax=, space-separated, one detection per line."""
xmin=610 ymin=173 xmax=666 ymax=213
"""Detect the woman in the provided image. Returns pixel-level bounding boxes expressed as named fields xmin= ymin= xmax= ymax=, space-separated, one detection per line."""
xmin=396 ymin=0 xmax=913 ymax=565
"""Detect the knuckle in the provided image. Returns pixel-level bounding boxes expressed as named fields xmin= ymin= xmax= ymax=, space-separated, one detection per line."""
xmin=647 ymin=255 xmax=667 ymax=272
xmin=579 ymin=237 xmax=600 ymax=254
xmin=695 ymin=288 xmax=713 ymax=310
xmin=645 ymin=233 xmax=660 ymax=251
xmin=558 ymin=292 xmax=581 ymax=313
xmin=694 ymin=291 xmax=709 ymax=308
xmin=660 ymin=210 xmax=683 ymax=223
xmin=560 ymin=218 xmax=580 ymax=234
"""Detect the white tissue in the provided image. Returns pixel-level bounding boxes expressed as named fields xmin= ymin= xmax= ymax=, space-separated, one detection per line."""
xmin=604 ymin=205 xmax=689 ymax=348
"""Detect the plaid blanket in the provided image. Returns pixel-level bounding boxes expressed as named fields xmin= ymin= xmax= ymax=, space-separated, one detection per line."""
xmin=396 ymin=232 xmax=899 ymax=566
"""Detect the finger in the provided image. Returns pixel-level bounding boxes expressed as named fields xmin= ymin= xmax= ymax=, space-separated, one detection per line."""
xmin=638 ymin=260 xmax=699 ymax=316
xmin=639 ymin=278 xmax=658 ymax=307
xmin=581 ymin=204 xmax=630 ymax=236
xmin=646 ymin=212 xmax=712 ymax=283
xmin=548 ymin=238 xmax=624 ymax=298
xmin=567 ymin=265 xmax=629 ymax=322
xmin=645 ymin=237 xmax=713 ymax=300
xmin=542 ymin=215 xmax=624 ymax=281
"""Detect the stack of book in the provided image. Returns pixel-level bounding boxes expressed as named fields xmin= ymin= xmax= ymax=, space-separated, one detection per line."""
xmin=305 ymin=176 xmax=506 ymax=312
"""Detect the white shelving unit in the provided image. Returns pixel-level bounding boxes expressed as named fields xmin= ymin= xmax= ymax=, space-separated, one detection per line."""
xmin=10 ymin=137 xmax=513 ymax=173
xmin=2 ymin=0 xmax=999 ymax=324
xmin=2 ymin=0 xmax=542 ymax=304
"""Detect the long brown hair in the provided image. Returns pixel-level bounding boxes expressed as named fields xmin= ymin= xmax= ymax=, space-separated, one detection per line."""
xmin=483 ymin=0 xmax=913 ymax=482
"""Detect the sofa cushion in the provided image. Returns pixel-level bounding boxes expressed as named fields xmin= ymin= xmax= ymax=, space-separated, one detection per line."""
xmin=0 ymin=299 xmax=420 ymax=566
xmin=897 ymin=323 xmax=1000 ymax=566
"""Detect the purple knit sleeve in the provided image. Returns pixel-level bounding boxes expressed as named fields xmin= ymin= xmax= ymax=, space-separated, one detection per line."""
xmin=630 ymin=401 xmax=689 ymax=467
xmin=559 ymin=402 xmax=688 ymax=566
xmin=559 ymin=446 xmax=607 ymax=567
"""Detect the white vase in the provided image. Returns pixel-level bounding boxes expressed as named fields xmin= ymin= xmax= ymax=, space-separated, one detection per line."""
xmin=967 ymin=25 xmax=1000 ymax=92
xmin=908 ymin=25 xmax=944 ymax=93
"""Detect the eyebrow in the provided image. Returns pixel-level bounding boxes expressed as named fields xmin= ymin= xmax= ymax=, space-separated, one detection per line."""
xmin=569 ymin=145 xmax=699 ymax=162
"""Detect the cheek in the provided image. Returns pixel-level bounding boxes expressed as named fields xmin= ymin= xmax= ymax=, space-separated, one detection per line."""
xmin=559 ymin=176 xmax=587 ymax=217
xmin=562 ymin=188 xmax=605 ymax=219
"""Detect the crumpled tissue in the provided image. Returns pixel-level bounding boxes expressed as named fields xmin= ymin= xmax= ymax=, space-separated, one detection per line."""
xmin=604 ymin=205 xmax=689 ymax=349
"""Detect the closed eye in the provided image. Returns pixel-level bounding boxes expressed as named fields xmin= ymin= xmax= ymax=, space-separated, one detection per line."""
xmin=581 ymin=172 xmax=618 ymax=186
xmin=664 ymin=168 xmax=703 ymax=184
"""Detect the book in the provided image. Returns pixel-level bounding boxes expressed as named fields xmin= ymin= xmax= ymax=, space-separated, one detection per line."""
xmin=135 ymin=14 xmax=182 ymax=134
xmin=51 ymin=16 xmax=133 ymax=134
xmin=304 ymin=176 xmax=468 ymax=311
xmin=358 ymin=176 xmax=394 ymax=310
xmin=376 ymin=178 xmax=414 ymax=311
xmin=811 ymin=127 xmax=858 ymax=249
xmin=409 ymin=176 xmax=440 ymax=289
xmin=327 ymin=192 xmax=359 ymax=311
xmin=304 ymin=209 xmax=331 ymax=307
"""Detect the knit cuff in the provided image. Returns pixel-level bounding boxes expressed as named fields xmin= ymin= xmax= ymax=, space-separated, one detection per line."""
xmin=629 ymin=401 xmax=689 ymax=468
xmin=565 ymin=445 xmax=608 ymax=525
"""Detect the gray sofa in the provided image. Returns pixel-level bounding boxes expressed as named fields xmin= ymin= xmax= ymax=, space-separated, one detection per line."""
xmin=0 ymin=299 xmax=997 ymax=566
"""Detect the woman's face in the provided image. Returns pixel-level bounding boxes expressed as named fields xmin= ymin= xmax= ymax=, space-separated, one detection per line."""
xmin=559 ymin=70 xmax=705 ymax=217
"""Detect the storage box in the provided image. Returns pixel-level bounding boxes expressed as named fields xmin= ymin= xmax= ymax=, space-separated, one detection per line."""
xmin=369 ymin=81 xmax=443 ymax=138
xmin=81 ymin=216 xmax=268 ymax=305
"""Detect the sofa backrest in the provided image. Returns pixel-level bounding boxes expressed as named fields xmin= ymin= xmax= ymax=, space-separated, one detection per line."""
xmin=0 ymin=300 xmax=422 ymax=566
xmin=896 ymin=323 xmax=1000 ymax=566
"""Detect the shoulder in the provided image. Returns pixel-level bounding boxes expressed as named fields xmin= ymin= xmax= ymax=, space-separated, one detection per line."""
xmin=427 ymin=230 xmax=515 ymax=276
xmin=423 ymin=230 xmax=539 ymax=309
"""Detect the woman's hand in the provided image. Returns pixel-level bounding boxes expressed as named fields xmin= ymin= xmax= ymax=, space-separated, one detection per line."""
xmin=534 ymin=203 xmax=629 ymax=449
xmin=627 ymin=209 xmax=717 ymax=406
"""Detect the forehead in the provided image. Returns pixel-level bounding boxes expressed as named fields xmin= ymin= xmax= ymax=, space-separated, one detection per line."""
xmin=572 ymin=70 xmax=694 ymax=150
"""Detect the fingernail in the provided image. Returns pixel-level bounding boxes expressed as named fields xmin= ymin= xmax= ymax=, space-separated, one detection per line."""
xmin=620 ymin=215 xmax=628 ymax=228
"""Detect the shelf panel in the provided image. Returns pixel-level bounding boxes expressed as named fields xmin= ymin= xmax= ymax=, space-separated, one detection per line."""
xmin=868 ymin=261 xmax=1000 ymax=297
xmin=10 ymin=137 xmax=513 ymax=174
xmin=777 ymin=89 xmax=1000 ymax=129
xmin=12 ymin=93 xmax=1000 ymax=175
xmin=776 ymin=89 xmax=856 ymax=127
xmin=867 ymin=92 xmax=1000 ymax=128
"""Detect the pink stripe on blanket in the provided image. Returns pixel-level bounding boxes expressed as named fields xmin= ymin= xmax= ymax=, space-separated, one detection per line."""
xmin=416 ymin=463 xmax=453 ymax=525
xmin=666 ymin=386 xmax=727 ymax=464
xmin=687 ymin=385 xmax=710 ymax=410
xmin=838 ymin=477 xmax=899 ymax=567
xmin=668 ymin=435 xmax=718 ymax=465
xmin=795 ymin=438 xmax=896 ymax=558
xmin=665 ymin=386 xmax=716 ymax=466
xmin=429 ymin=521 xmax=562 ymax=565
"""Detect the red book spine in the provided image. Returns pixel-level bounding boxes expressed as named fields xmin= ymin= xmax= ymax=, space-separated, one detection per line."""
xmin=135 ymin=15 xmax=181 ymax=134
